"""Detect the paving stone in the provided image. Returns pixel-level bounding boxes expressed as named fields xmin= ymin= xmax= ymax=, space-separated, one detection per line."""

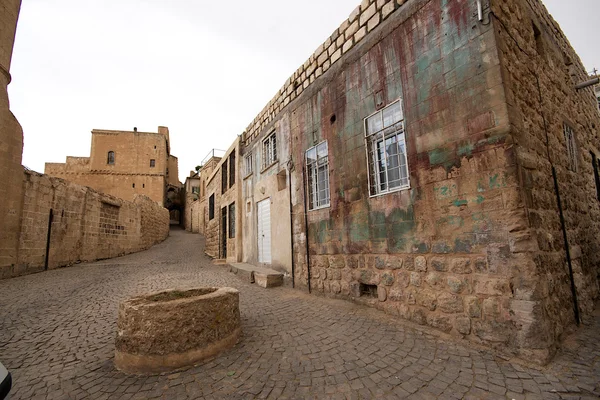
xmin=0 ymin=228 xmax=599 ymax=399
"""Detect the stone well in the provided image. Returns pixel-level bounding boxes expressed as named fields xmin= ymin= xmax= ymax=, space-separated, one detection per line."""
xmin=114 ymin=287 xmax=241 ymax=373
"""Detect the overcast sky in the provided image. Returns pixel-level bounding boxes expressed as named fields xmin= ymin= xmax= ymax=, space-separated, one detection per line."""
xmin=8 ymin=0 xmax=600 ymax=183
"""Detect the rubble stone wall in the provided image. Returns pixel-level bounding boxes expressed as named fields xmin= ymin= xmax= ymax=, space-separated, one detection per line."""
xmin=0 ymin=171 xmax=169 ymax=279
xmin=491 ymin=0 xmax=600 ymax=355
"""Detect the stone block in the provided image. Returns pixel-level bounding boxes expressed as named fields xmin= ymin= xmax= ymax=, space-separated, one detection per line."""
xmin=455 ymin=317 xmax=471 ymax=335
xmin=427 ymin=315 xmax=452 ymax=333
xmin=437 ymin=292 xmax=464 ymax=314
xmin=416 ymin=289 xmax=437 ymax=311
xmin=447 ymin=276 xmax=467 ymax=294
xmin=465 ymin=296 xmax=482 ymax=318
xmin=360 ymin=3 xmax=376 ymax=26
xmin=415 ymin=256 xmax=427 ymax=272
xmin=450 ymin=257 xmax=472 ymax=274
xmin=431 ymin=257 xmax=447 ymax=272
xmin=381 ymin=273 xmax=394 ymax=286
xmin=254 ymin=271 xmax=283 ymax=288
xmin=378 ymin=286 xmax=387 ymax=302
xmin=410 ymin=272 xmax=422 ymax=287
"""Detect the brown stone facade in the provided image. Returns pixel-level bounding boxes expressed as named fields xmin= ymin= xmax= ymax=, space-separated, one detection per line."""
xmin=204 ymin=140 xmax=242 ymax=262
xmin=0 ymin=171 xmax=169 ymax=279
xmin=218 ymin=0 xmax=600 ymax=363
xmin=45 ymin=127 xmax=180 ymax=206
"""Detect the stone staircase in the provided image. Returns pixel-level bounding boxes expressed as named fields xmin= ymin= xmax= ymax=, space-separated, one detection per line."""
xmin=228 ymin=263 xmax=283 ymax=288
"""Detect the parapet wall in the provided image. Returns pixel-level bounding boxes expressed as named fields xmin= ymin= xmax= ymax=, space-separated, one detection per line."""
xmin=0 ymin=170 xmax=169 ymax=279
xmin=243 ymin=0 xmax=405 ymax=145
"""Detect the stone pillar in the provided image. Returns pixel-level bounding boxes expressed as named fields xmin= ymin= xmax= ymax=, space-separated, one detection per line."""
xmin=0 ymin=0 xmax=24 ymax=275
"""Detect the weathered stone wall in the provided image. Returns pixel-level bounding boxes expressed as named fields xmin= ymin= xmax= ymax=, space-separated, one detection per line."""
xmin=491 ymin=0 xmax=600 ymax=357
xmin=45 ymin=128 xmax=179 ymax=206
xmin=239 ymin=0 xmax=565 ymax=361
xmin=204 ymin=140 xmax=241 ymax=261
xmin=0 ymin=171 xmax=169 ymax=279
xmin=0 ymin=0 xmax=24 ymax=269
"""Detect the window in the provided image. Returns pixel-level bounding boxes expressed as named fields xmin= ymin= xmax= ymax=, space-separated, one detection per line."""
xmin=244 ymin=152 xmax=253 ymax=176
xmin=591 ymin=151 xmax=600 ymax=201
xmin=132 ymin=183 xmax=135 ymax=188
xmin=365 ymin=100 xmax=410 ymax=196
xmin=262 ymin=131 xmax=277 ymax=169
xmin=563 ymin=123 xmax=578 ymax=172
xmin=192 ymin=186 xmax=200 ymax=195
xmin=150 ymin=159 xmax=156 ymax=168
xmin=306 ymin=141 xmax=330 ymax=209
xmin=229 ymin=153 xmax=236 ymax=188
xmin=107 ymin=151 xmax=115 ymax=165
xmin=209 ymin=194 xmax=215 ymax=220
xmin=221 ymin=162 xmax=228 ymax=194
xmin=228 ymin=203 xmax=235 ymax=238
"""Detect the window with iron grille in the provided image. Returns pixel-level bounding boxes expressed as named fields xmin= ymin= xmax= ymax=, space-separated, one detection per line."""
xmin=563 ymin=123 xmax=578 ymax=172
xmin=306 ymin=141 xmax=330 ymax=210
xmin=150 ymin=159 xmax=155 ymax=168
xmin=209 ymin=194 xmax=215 ymax=220
xmin=262 ymin=131 xmax=277 ymax=169
xmin=228 ymin=203 xmax=235 ymax=238
xmin=364 ymin=100 xmax=409 ymax=196
xmin=229 ymin=153 xmax=236 ymax=188
xmin=244 ymin=152 xmax=253 ymax=177
xmin=192 ymin=186 xmax=199 ymax=195
xmin=107 ymin=151 xmax=115 ymax=165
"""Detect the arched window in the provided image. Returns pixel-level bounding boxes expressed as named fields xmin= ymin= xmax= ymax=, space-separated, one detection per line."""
xmin=107 ymin=151 xmax=115 ymax=165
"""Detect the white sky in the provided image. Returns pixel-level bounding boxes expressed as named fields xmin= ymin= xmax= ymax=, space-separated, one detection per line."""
xmin=8 ymin=0 xmax=600 ymax=183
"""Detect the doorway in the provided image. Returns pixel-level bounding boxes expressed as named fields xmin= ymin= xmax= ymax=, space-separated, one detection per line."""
xmin=257 ymin=198 xmax=271 ymax=264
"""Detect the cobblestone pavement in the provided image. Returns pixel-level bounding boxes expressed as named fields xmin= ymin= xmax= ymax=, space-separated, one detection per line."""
xmin=1 ymin=228 xmax=599 ymax=400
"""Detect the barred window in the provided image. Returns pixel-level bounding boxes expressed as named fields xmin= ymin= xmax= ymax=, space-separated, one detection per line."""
xmin=228 ymin=203 xmax=235 ymax=238
xmin=150 ymin=159 xmax=155 ymax=168
xmin=306 ymin=141 xmax=330 ymax=210
xmin=365 ymin=100 xmax=409 ymax=196
xmin=563 ymin=123 xmax=578 ymax=172
xmin=107 ymin=151 xmax=115 ymax=165
xmin=245 ymin=152 xmax=253 ymax=176
xmin=192 ymin=186 xmax=199 ymax=195
xmin=262 ymin=131 xmax=277 ymax=169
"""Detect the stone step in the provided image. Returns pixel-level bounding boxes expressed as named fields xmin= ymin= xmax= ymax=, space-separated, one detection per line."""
xmin=228 ymin=263 xmax=283 ymax=288
xmin=212 ymin=259 xmax=227 ymax=265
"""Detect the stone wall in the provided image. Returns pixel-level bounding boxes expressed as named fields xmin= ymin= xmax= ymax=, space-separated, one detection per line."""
xmin=1 ymin=170 xmax=169 ymax=279
xmin=491 ymin=0 xmax=600 ymax=357
xmin=0 ymin=0 xmax=24 ymax=269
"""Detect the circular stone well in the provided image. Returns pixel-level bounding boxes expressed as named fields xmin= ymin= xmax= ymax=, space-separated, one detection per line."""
xmin=115 ymin=287 xmax=240 ymax=373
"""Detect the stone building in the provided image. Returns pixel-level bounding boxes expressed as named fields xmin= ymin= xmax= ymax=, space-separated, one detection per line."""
xmin=206 ymin=0 xmax=600 ymax=363
xmin=184 ymin=150 xmax=222 ymax=235
xmin=45 ymin=127 xmax=181 ymax=207
xmin=204 ymin=140 xmax=242 ymax=262
xmin=595 ymin=84 xmax=600 ymax=111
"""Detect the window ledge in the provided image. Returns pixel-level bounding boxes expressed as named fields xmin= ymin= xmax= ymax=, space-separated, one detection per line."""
xmin=369 ymin=185 xmax=411 ymax=199
xmin=308 ymin=204 xmax=330 ymax=212
xmin=261 ymin=160 xmax=279 ymax=174
xmin=243 ymin=172 xmax=253 ymax=180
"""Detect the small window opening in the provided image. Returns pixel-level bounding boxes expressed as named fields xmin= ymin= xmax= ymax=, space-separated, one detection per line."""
xmin=591 ymin=151 xmax=600 ymax=201
xmin=143 ymin=184 xmax=145 ymax=188
xmin=150 ymin=159 xmax=156 ymax=168
xmin=107 ymin=151 xmax=115 ymax=165
xmin=532 ymin=23 xmax=544 ymax=56
xmin=330 ymin=114 xmax=336 ymax=124
xmin=132 ymin=183 xmax=135 ymax=188
xmin=359 ymin=283 xmax=378 ymax=298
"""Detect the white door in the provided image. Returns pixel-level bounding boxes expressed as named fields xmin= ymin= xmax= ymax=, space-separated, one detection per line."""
xmin=257 ymin=198 xmax=272 ymax=264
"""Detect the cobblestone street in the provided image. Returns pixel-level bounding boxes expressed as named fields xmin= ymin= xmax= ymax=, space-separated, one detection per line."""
xmin=1 ymin=228 xmax=598 ymax=400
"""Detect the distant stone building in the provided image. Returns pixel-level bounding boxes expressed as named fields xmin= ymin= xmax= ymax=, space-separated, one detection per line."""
xmin=191 ymin=0 xmax=600 ymax=363
xmin=183 ymin=151 xmax=222 ymax=235
xmin=595 ymin=85 xmax=600 ymax=111
xmin=45 ymin=127 xmax=181 ymax=207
